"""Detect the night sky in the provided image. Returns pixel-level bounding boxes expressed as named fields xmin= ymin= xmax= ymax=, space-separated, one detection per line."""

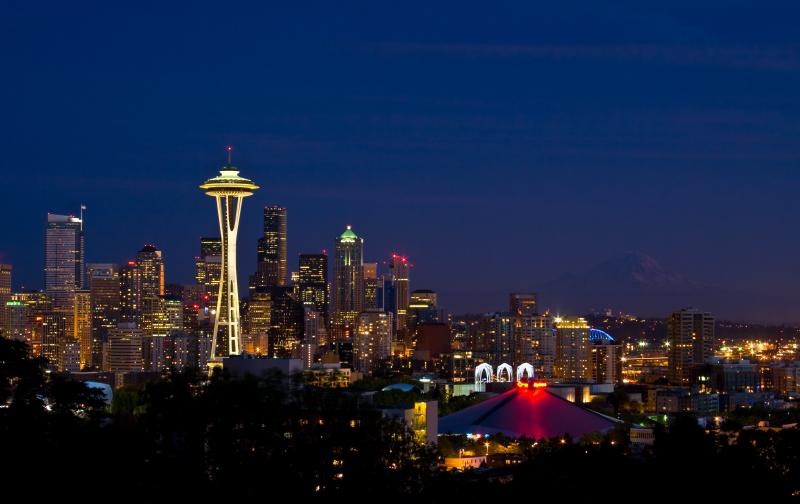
xmin=3 ymin=1 xmax=800 ymax=322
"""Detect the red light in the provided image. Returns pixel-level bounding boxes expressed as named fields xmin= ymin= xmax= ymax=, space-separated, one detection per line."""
xmin=516 ymin=381 xmax=529 ymax=388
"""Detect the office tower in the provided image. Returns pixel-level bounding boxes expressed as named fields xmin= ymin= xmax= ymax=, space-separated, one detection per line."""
xmin=199 ymin=148 xmax=259 ymax=362
xmin=241 ymin=290 xmax=270 ymax=354
xmin=331 ymin=225 xmax=364 ymax=341
xmin=668 ymin=308 xmax=715 ymax=385
xmin=119 ymin=260 xmax=142 ymax=325
xmin=390 ymin=254 xmax=410 ymax=332
xmin=135 ymin=244 xmax=165 ymax=336
xmin=478 ymin=313 xmax=515 ymax=367
xmin=303 ymin=306 xmax=326 ymax=348
xmin=44 ymin=213 xmax=84 ymax=309
xmin=592 ymin=341 xmax=623 ymax=384
xmin=0 ymin=264 xmax=11 ymax=338
xmin=354 ymin=309 xmax=393 ymax=374
xmin=41 ymin=310 xmax=67 ymax=369
xmin=515 ymin=314 xmax=555 ymax=378
xmin=74 ymin=289 xmax=91 ymax=370
xmin=87 ymin=264 xmax=120 ymax=368
xmin=267 ymin=286 xmax=304 ymax=359
xmin=554 ymin=317 xmax=592 ymax=382
xmin=408 ymin=289 xmax=439 ymax=333
xmin=510 ymin=293 xmax=538 ymax=316
xmin=107 ymin=323 xmax=144 ymax=373
xmin=298 ymin=253 xmax=329 ymax=327
xmin=195 ymin=237 xmax=222 ymax=308
xmin=11 ymin=291 xmax=50 ymax=355
xmin=253 ymin=206 xmax=287 ymax=290
xmin=363 ymin=262 xmax=379 ymax=309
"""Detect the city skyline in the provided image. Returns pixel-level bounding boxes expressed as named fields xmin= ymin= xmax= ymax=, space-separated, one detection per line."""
xmin=4 ymin=3 xmax=800 ymax=323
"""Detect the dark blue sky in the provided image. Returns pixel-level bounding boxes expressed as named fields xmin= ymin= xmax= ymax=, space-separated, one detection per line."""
xmin=3 ymin=1 xmax=800 ymax=322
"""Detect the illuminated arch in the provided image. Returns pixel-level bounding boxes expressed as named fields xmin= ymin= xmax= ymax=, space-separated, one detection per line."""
xmin=516 ymin=363 xmax=534 ymax=382
xmin=475 ymin=363 xmax=493 ymax=385
xmin=496 ymin=363 xmax=513 ymax=382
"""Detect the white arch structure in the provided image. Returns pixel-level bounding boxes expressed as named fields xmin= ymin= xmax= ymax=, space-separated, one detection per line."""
xmin=475 ymin=363 xmax=493 ymax=385
xmin=516 ymin=363 xmax=534 ymax=382
xmin=496 ymin=363 xmax=513 ymax=382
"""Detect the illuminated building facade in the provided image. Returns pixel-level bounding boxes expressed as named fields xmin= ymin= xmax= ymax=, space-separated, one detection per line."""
xmin=87 ymin=263 xmax=120 ymax=368
xmin=667 ymin=308 xmax=715 ymax=385
xmin=253 ymin=206 xmax=287 ymax=290
xmin=390 ymin=254 xmax=410 ymax=333
xmin=554 ymin=317 xmax=592 ymax=382
xmin=135 ymin=244 xmax=165 ymax=335
xmin=0 ymin=264 xmax=11 ymax=338
xmin=332 ymin=225 xmax=364 ymax=341
xmin=591 ymin=341 xmax=623 ymax=384
xmin=199 ymin=149 xmax=259 ymax=361
xmin=298 ymin=252 xmax=328 ymax=328
xmin=119 ymin=260 xmax=142 ymax=325
xmin=44 ymin=213 xmax=84 ymax=309
xmin=107 ymin=323 xmax=144 ymax=373
xmin=195 ymin=237 xmax=222 ymax=309
xmin=265 ymin=286 xmax=304 ymax=358
xmin=363 ymin=262 xmax=379 ymax=309
xmin=354 ymin=309 xmax=393 ymax=373
xmin=478 ymin=312 xmax=515 ymax=367
xmin=515 ymin=314 xmax=555 ymax=378
xmin=74 ymin=289 xmax=92 ymax=370
xmin=408 ymin=289 xmax=439 ymax=334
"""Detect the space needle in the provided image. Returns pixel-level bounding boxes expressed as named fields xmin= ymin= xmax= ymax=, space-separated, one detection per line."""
xmin=200 ymin=146 xmax=259 ymax=365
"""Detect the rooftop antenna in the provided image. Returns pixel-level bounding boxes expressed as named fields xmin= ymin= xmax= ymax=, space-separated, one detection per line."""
xmin=227 ymin=145 xmax=233 ymax=165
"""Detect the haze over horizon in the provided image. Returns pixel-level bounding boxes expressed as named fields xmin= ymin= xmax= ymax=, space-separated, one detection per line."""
xmin=3 ymin=1 xmax=800 ymax=323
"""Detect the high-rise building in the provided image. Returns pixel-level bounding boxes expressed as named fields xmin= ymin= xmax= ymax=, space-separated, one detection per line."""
xmin=354 ymin=309 xmax=393 ymax=374
xmin=0 ymin=264 xmax=11 ymax=338
xmin=332 ymin=225 xmax=364 ymax=341
xmin=554 ymin=317 xmax=591 ymax=382
xmin=107 ymin=323 xmax=144 ymax=373
xmin=510 ymin=293 xmax=538 ymax=317
xmin=408 ymin=290 xmax=439 ymax=334
xmin=44 ymin=213 xmax=84 ymax=309
xmin=298 ymin=253 xmax=329 ymax=327
xmin=592 ymin=341 xmax=623 ymax=384
xmin=515 ymin=314 xmax=555 ymax=378
xmin=363 ymin=262 xmax=379 ymax=309
xmin=74 ymin=289 xmax=92 ymax=370
xmin=390 ymin=254 xmax=410 ymax=333
xmin=87 ymin=263 xmax=120 ymax=368
xmin=667 ymin=308 xmax=715 ymax=385
xmin=11 ymin=291 xmax=51 ymax=355
xmin=478 ymin=312 xmax=515 ymax=367
xmin=119 ymin=260 xmax=142 ymax=325
xmin=199 ymin=148 xmax=259 ymax=362
xmin=195 ymin=237 xmax=222 ymax=309
xmin=266 ymin=286 xmax=304 ymax=359
xmin=135 ymin=244 xmax=165 ymax=336
xmin=253 ymin=206 xmax=287 ymax=290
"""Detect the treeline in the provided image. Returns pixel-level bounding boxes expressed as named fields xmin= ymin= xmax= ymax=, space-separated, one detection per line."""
xmin=1 ymin=337 xmax=798 ymax=499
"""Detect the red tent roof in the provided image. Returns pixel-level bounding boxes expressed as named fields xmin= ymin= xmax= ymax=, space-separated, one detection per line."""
xmin=439 ymin=386 xmax=620 ymax=439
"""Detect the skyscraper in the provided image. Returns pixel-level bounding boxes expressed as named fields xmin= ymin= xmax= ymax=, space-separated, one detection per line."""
xmin=354 ymin=309 xmax=393 ymax=374
xmin=554 ymin=317 xmax=592 ymax=383
xmin=87 ymin=263 xmax=120 ymax=367
xmin=195 ymin=237 xmax=222 ymax=309
xmin=119 ymin=260 xmax=142 ymax=325
xmin=74 ymin=289 xmax=91 ymax=370
xmin=44 ymin=213 xmax=84 ymax=309
xmin=298 ymin=252 xmax=329 ymax=327
xmin=363 ymin=262 xmax=379 ymax=309
xmin=135 ymin=244 xmax=165 ymax=336
xmin=253 ymin=205 xmax=287 ymax=289
xmin=199 ymin=148 xmax=259 ymax=362
xmin=667 ymin=308 xmax=715 ymax=385
xmin=390 ymin=254 xmax=410 ymax=333
xmin=332 ymin=225 xmax=364 ymax=341
xmin=0 ymin=264 xmax=11 ymax=338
